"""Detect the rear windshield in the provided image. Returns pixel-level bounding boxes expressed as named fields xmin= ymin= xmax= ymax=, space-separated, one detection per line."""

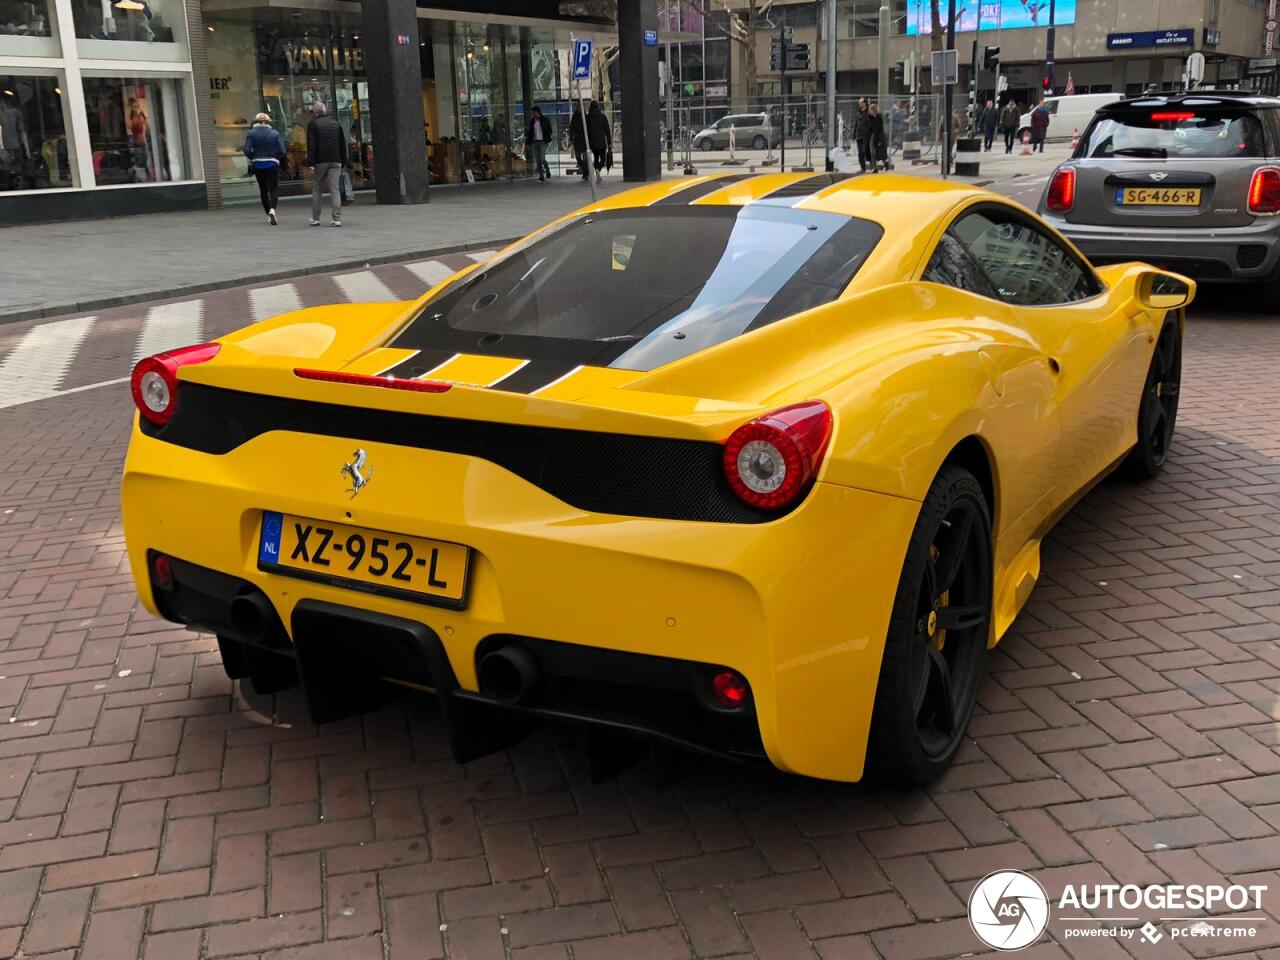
xmin=1078 ymin=109 xmax=1267 ymax=159
xmin=392 ymin=205 xmax=882 ymax=372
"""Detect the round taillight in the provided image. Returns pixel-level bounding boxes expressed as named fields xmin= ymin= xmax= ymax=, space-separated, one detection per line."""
xmin=723 ymin=401 xmax=832 ymax=510
xmin=130 ymin=343 xmax=221 ymax=425
xmin=711 ymin=670 xmax=749 ymax=708
xmin=151 ymin=553 xmax=174 ymax=591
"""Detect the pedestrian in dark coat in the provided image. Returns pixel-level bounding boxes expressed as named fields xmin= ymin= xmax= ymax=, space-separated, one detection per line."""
xmin=853 ymin=97 xmax=872 ymax=172
xmin=527 ymin=106 xmax=552 ymax=181
xmin=568 ymin=104 xmax=589 ymax=181
xmin=242 ymin=112 xmax=286 ymax=225
xmin=979 ymin=98 xmax=998 ymax=151
xmin=868 ymin=103 xmax=887 ymax=171
xmin=1029 ymin=99 xmax=1050 ymax=153
xmin=305 ymin=100 xmax=348 ymax=226
xmin=999 ymin=100 xmax=1020 ymax=153
xmin=586 ymin=100 xmax=611 ymax=185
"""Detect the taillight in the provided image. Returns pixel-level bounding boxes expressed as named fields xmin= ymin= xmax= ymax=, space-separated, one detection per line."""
xmin=711 ymin=670 xmax=749 ymax=708
xmin=1248 ymin=167 xmax=1280 ymax=215
xmin=1045 ymin=166 xmax=1076 ymax=213
xmin=1150 ymin=111 xmax=1195 ymax=122
xmin=130 ymin=343 xmax=221 ymax=425
xmin=722 ymin=401 xmax=832 ymax=510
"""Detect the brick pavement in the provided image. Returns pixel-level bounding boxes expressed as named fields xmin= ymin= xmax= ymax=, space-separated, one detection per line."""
xmin=0 ymin=287 xmax=1279 ymax=958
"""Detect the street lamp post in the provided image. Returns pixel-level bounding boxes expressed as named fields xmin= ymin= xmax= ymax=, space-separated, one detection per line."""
xmin=1044 ymin=0 xmax=1056 ymax=93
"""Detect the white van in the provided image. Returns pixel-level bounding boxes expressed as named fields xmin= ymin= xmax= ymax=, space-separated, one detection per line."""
xmin=1018 ymin=92 xmax=1123 ymax=141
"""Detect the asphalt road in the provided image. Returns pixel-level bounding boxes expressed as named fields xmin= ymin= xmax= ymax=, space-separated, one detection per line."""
xmin=1 ymin=186 xmax=1279 ymax=960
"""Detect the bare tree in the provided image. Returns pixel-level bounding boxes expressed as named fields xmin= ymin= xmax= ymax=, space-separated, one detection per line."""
xmin=696 ymin=0 xmax=774 ymax=105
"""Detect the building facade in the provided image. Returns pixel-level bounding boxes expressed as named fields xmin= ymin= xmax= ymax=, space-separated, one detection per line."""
xmin=1 ymin=0 xmax=667 ymax=224
xmin=739 ymin=0 xmax=1270 ymax=108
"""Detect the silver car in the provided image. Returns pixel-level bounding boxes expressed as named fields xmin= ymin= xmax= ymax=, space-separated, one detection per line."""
xmin=691 ymin=113 xmax=782 ymax=151
xmin=1037 ymin=92 xmax=1280 ymax=308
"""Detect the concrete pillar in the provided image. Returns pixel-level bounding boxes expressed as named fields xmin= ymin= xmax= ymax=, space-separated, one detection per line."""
xmin=617 ymin=0 xmax=662 ymax=182
xmin=362 ymin=0 xmax=430 ymax=203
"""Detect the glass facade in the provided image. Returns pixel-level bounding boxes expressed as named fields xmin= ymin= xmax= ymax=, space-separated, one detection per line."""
xmin=0 ymin=0 xmax=199 ymax=210
xmin=206 ymin=10 xmax=583 ymax=199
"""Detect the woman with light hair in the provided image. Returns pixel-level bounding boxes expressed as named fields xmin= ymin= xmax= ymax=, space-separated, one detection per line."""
xmin=242 ymin=111 xmax=287 ymax=225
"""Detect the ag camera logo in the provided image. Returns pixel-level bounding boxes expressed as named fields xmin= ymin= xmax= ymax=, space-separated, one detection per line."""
xmin=969 ymin=870 xmax=1050 ymax=951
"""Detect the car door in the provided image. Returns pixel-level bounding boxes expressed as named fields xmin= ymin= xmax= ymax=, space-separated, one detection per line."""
xmin=947 ymin=204 xmax=1150 ymax=508
xmin=919 ymin=226 xmax=1062 ymax=569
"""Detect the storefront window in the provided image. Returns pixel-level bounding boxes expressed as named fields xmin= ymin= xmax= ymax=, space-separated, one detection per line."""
xmin=82 ymin=75 xmax=188 ymax=184
xmin=0 ymin=0 xmax=52 ymax=37
xmin=69 ymin=0 xmax=181 ymax=43
xmin=0 ymin=74 xmax=72 ymax=190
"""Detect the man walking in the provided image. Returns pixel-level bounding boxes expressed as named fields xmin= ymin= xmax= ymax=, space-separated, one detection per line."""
xmin=306 ymin=100 xmax=347 ymax=227
xmin=568 ymin=103 xmax=589 ymax=182
xmin=999 ymin=99 xmax=1020 ymax=154
xmin=527 ymin=106 xmax=552 ymax=181
xmin=586 ymin=101 xmax=611 ymax=185
xmin=979 ymin=99 xmax=998 ymax=151
xmin=853 ymin=98 xmax=872 ymax=173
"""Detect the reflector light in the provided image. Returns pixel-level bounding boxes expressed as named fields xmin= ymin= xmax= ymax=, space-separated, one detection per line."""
xmin=1045 ymin=166 xmax=1076 ymax=213
xmin=130 ymin=342 xmax=221 ymax=425
xmin=293 ymin=369 xmax=453 ymax=393
xmin=711 ymin=670 xmax=749 ymax=708
xmin=1150 ymin=111 xmax=1196 ymax=122
xmin=1248 ymin=167 xmax=1280 ymax=215
xmin=722 ymin=401 xmax=833 ymax=510
xmin=151 ymin=553 xmax=174 ymax=591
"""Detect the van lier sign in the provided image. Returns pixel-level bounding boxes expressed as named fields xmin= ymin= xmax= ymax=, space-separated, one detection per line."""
xmin=282 ymin=41 xmax=365 ymax=75
xmin=1107 ymin=29 xmax=1193 ymax=49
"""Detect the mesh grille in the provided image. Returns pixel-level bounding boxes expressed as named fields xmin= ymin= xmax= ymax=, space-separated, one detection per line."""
xmin=143 ymin=383 xmax=781 ymax=524
xmin=1237 ymin=245 xmax=1268 ymax=269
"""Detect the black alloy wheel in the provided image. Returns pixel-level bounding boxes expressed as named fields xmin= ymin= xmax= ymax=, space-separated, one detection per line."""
xmin=1122 ymin=317 xmax=1182 ymax=480
xmin=867 ymin=465 xmax=992 ymax=785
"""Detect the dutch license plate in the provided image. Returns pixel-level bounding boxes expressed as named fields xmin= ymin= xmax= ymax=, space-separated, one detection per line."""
xmin=1115 ymin=187 xmax=1201 ymax=206
xmin=257 ymin=511 xmax=471 ymax=608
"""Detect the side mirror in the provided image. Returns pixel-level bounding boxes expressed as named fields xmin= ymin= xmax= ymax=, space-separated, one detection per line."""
xmin=1138 ymin=271 xmax=1193 ymax=311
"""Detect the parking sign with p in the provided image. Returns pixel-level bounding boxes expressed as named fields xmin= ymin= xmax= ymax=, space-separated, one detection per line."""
xmin=573 ymin=39 xmax=593 ymax=80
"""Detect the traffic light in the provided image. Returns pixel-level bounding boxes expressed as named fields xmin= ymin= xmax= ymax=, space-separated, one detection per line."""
xmin=983 ymin=45 xmax=1000 ymax=71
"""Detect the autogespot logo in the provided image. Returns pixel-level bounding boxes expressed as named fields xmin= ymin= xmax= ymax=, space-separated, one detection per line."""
xmin=969 ymin=870 xmax=1051 ymax=951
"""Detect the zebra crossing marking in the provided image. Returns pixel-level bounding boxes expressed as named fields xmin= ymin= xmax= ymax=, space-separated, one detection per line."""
xmin=404 ymin=260 xmax=456 ymax=287
xmin=249 ymin=283 xmax=304 ymax=322
xmin=334 ymin=270 xmax=398 ymax=303
xmin=134 ymin=299 xmax=204 ymax=364
xmin=0 ymin=316 xmax=96 ymax=409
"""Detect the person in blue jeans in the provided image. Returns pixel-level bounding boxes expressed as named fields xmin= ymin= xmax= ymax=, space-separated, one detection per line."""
xmin=242 ymin=113 xmax=287 ymax=225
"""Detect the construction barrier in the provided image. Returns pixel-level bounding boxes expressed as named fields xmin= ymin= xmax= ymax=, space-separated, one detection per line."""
xmin=954 ymin=137 xmax=982 ymax=177
xmin=1020 ymin=129 xmax=1032 ymax=156
xmin=903 ymin=129 xmax=922 ymax=161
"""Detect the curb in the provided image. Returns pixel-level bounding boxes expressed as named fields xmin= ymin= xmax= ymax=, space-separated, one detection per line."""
xmin=0 ymin=235 xmax=523 ymax=327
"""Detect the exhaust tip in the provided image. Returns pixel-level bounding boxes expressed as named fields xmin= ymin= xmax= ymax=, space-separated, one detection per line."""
xmin=477 ymin=646 xmax=539 ymax=704
xmin=229 ymin=593 xmax=272 ymax=643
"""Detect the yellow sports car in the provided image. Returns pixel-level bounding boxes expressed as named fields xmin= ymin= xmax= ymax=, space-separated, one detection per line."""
xmin=122 ymin=173 xmax=1193 ymax=784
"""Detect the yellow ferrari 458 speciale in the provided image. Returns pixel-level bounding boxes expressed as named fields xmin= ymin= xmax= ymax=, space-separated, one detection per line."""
xmin=122 ymin=172 xmax=1193 ymax=785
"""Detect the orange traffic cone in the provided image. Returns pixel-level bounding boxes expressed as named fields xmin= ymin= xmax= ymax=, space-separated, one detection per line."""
xmin=1070 ymin=128 xmax=1080 ymax=150
xmin=1020 ymin=129 xmax=1032 ymax=156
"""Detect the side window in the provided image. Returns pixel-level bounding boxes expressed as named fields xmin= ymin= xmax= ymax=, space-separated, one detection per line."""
xmin=922 ymin=232 xmax=1001 ymax=300
xmin=947 ymin=209 xmax=1102 ymax=305
xmin=1047 ymin=100 xmax=1059 ymax=115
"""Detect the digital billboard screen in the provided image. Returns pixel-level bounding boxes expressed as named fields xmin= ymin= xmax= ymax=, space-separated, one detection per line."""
xmin=905 ymin=0 xmax=1076 ymax=35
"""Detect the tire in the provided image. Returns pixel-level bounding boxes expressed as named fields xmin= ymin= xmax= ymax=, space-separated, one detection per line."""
xmin=695 ymin=138 xmax=713 ymax=151
xmin=866 ymin=465 xmax=993 ymax=786
xmin=751 ymin=134 xmax=768 ymax=150
xmin=1121 ymin=316 xmax=1182 ymax=480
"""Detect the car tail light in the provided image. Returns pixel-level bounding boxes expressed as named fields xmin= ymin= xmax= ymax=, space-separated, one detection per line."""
xmin=150 ymin=552 xmax=174 ymax=591
xmin=1248 ymin=167 xmax=1280 ymax=215
xmin=293 ymin=369 xmax=453 ymax=393
xmin=722 ymin=401 xmax=832 ymax=510
xmin=1150 ymin=111 xmax=1195 ymax=122
xmin=711 ymin=669 xmax=749 ymax=708
xmin=130 ymin=343 xmax=221 ymax=425
xmin=1045 ymin=166 xmax=1076 ymax=213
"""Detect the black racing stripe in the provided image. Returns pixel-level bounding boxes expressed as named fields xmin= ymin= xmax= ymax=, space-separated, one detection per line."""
xmin=379 ymin=350 xmax=458 ymax=380
xmin=760 ymin=172 xmax=855 ymax=201
xmin=652 ymin=173 xmax=755 ymax=206
xmin=491 ymin=360 xmax=580 ymax=395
